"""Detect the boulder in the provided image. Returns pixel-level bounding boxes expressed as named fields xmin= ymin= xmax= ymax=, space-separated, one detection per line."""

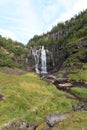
xmin=46 ymin=113 xmax=67 ymax=127
xmin=55 ymin=78 xmax=68 ymax=83
xmin=57 ymin=83 xmax=72 ymax=90
xmin=2 ymin=120 xmax=39 ymax=130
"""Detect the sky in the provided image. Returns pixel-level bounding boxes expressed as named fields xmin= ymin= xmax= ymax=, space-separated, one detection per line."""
xmin=0 ymin=0 xmax=87 ymax=45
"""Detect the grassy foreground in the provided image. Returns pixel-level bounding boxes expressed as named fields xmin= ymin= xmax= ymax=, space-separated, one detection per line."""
xmin=0 ymin=71 xmax=76 ymax=128
xmin=37 ymin=111 xmax=87 ymax=130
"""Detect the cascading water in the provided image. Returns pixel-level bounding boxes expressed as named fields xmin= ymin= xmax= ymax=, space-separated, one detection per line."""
xmin=41 ymin=46 xmax=47 ymax=74
xmin=32 ymin=49 xmax=40 ymax=73
xmin=32 ymin=46 xmax=47 ymax=74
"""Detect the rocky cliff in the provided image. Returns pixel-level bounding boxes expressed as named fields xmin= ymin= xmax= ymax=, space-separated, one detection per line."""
xmin=27 ymin=44 xmax=65 ymax=73
xmin=27 ymin=37 xmax=87 ymax=74
xmin=27 ymin=9 xmax=87 ymax=74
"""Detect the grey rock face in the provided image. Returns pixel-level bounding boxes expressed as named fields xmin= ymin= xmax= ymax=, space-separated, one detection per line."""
xmin=28 ymin=45 xmax=65 ymax=73
xmin=46 ymin=113 xmax=67 ymax=127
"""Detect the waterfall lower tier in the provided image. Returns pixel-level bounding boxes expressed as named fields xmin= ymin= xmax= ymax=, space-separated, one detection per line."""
xmin=32 ymin=49 xmax=40 ymax=73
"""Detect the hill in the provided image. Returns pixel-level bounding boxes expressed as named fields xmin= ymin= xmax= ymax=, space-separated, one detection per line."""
xmin=27 ymin=9 xmax=87 ymax=46
xmin=0 ymin=35 xmax=28 ymax=69
xmin=27 ymin=9 xmax=87 ymax=78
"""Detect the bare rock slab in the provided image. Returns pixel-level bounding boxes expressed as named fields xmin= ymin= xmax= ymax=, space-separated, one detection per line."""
xmin=57 ymin=83 xmax=72 ymax=90
xmin=46 ymin=113 xmax=67 ymax=127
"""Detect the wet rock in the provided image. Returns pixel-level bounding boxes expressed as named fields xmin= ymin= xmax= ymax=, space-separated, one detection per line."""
xmin=46 ymin=75 xmax=68 ymax=83
xmin=55 ymin=78 xmax=68 ymax=83
xmin=46 ymin=113 xmax=67 ymax=127
xmin=45 ymin=75 xmax=68 ymax=84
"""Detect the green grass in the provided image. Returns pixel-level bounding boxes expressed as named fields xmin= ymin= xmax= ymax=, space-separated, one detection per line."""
xmin=68 ymin=69 xmax=87 ymax=81
xmin=0 ymin=72 xmax=76 ymax=128
xmin=35 ymin=111 xmax=87 ymax=130
xmin=51 ymin=111 xmax=87 ymax=130
xmin=71 ymin=87 xmax=87 ymax=99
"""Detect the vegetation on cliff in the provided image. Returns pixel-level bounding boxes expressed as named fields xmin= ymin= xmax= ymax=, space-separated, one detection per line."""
xmin=27 ymin=9 xmax=87 ymax=79
xmin=27 ymin=9 xmax=87 ymax=46
xmin=0 ymin=35 xmax=28 ymax=69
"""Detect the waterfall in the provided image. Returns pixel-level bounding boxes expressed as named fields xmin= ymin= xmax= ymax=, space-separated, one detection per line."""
xmin=32 ymin=49 xmax=40 ymax=73
xmin=32 ymin=46 xmax=47 ymax=74
xmin=41 ymin=46 xmax=47 ymax=74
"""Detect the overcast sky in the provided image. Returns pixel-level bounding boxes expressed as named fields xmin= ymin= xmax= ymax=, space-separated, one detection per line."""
xmin=0 ymin=0 xmax=87 ymax=44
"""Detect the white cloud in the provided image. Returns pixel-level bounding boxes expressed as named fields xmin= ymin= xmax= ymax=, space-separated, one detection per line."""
xmin=0 ymin=29 xmax=17 ymax=40
xmin=0 ymin=0 xmax=41 ymax=44
xmin=15 ymin=0 xmax=41 ymax=36
xmin=0 ymin=16 xmax=22 ymax=23
xmin=0 ymin=0 xmax=11 ymax=5
xmin=47 ymin=0 xmax=87 ymax=30
xmin=42 ymin=2 xmax=59 ymax=23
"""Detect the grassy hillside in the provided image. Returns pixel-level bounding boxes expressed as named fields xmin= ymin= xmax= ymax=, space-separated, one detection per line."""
xmin=37 ymin=111 xmax=87 ymax=130
xmin=0 ymin=69 xmax=87 ymax=130
xmin=0 ymin=35 xmax=28 ymax=69
xmin=0 ymin=69 xmax=76 ymax=129
xmin=51 ymin=112 xmax=87 ymax=130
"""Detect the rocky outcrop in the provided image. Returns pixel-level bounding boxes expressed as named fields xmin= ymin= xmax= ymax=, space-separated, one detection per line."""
xmin=2 ymin=113 xmax=67 ymax=130
xmin=57 ymin=83 xmax=72 ymax=91
xmin=28 ymin=45 xmax=65 ymax=73
xmin=46 ymin=45 xmax=65 ymax=72
xmin=43 ymin=30 xmax=68 ymax=41
xmin=27 ymin=34 xmax=87 ymax=73
xmin=78 ymin=39 xmax=87 ymax=48
xmin=46 ymin=113 xmax=67 ymax=127
xmin=2 ymin=120 xmax=39 ymax=130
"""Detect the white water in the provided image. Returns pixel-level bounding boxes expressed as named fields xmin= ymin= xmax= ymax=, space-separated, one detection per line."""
xmin=41 ymin=46 xmax=47 ymax=74
xmin=32 ymin=49 xmax=40 ymax=73
xmin=32 ymin=46 xmax=47 ymax=74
